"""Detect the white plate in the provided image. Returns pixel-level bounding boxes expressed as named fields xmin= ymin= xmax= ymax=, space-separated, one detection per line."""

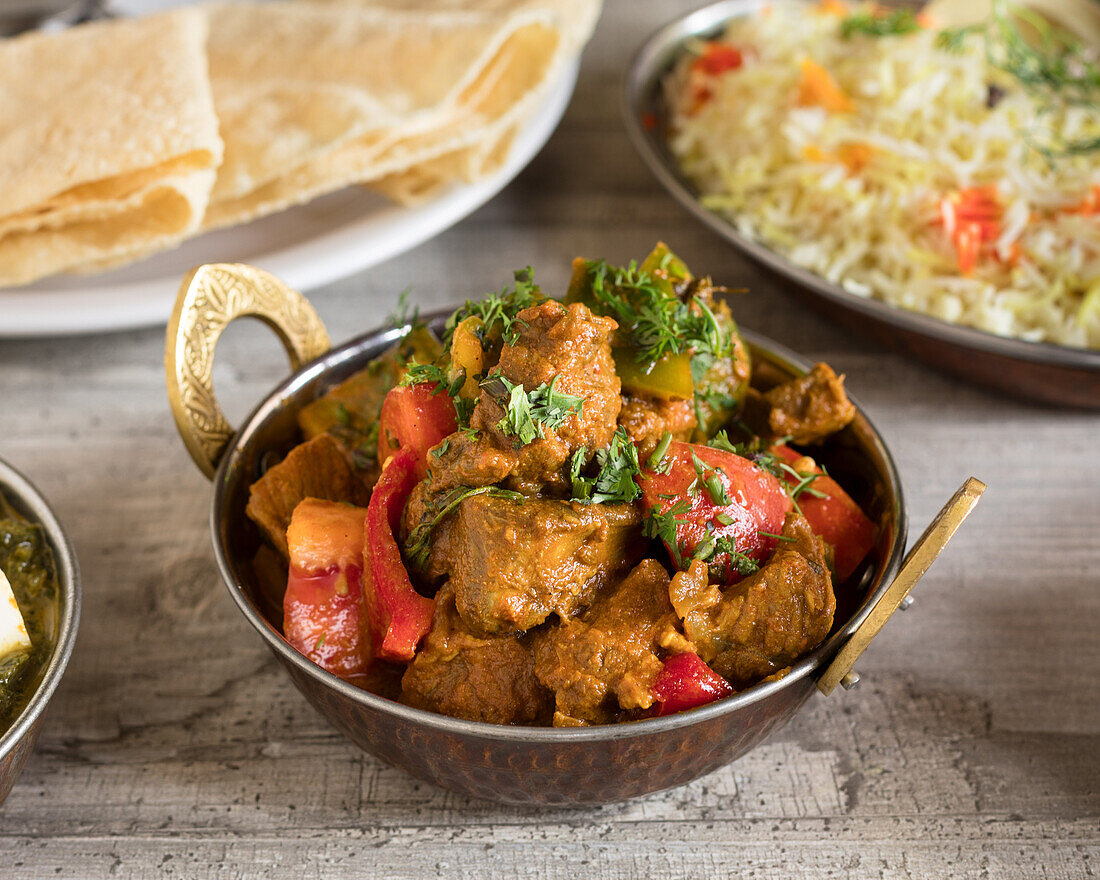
xmin=0 ymin=60 xmax=579 ymax=337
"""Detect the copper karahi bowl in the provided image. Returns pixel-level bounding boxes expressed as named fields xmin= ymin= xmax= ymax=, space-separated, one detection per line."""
xmin=166 ymin=263 xmax=981 ymax=805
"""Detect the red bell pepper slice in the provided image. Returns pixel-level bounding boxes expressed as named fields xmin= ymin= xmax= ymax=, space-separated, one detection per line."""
xmin=638 ymin=440 xmax=791 ymax=583
xmin=363 ymin=445 xmax=434 ymax=662
xmin=377 ymin=382 xmax=457 ymax=481
xmin=771 ymin=444 xmax=876 ymax=582
xmin=284 ymin=499 xmax=372 ymax=679
xmin=652 ymin=653 xmax=735 ymax=717
xmin=687 ymin=42 xmax=745 ymax=111
xmin=693 ymin=43 xmax=744 ymax=77
xmin=939 ymin=186 xmax=1003 ymax=275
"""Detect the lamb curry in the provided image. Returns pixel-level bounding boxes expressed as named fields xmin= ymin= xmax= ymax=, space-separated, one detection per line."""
xmin=246 ymin=244 xmax=877 ymax=727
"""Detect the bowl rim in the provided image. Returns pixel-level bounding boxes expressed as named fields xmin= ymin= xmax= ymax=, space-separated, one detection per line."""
xmin=0 ymin=458 xmax=81 ymax=760
xmin=208 ymin=308 xmax=908 ymax=743
xmin=621 ymin=0 xmax=1100 ymax=374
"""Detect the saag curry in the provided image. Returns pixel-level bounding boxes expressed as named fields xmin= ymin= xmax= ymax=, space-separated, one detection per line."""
xmin=0 ymin=496 xmax=59 ymax=734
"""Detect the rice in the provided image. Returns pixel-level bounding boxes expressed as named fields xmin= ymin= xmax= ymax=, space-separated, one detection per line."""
xmin=663 ymin=1 xmax=1100 ymax=348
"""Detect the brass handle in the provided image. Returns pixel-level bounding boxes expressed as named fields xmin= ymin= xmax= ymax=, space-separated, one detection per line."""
xmin=165 ymin=263 xmax=331 ymax=480
xmin=817 ymin=476 xmax=986 ymax=695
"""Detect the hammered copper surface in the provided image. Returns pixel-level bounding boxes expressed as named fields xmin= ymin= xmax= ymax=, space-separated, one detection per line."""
xmin=282 ymin=654 xmax=814 ymax=805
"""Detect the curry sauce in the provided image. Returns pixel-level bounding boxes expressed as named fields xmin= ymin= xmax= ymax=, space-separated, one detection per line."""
xmin=246 ymin=245 xmax=878 ymax=726
xmin=0 ymin=496 xmax=59 ymax=734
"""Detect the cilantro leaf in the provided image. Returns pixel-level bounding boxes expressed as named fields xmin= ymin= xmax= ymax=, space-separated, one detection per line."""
xmin=481 ymin=375 xmax=585 ymax=447
xmin=840 ymin=9 xmax=921 ymax=39
xmin=399 ymin=362 xmax=449 ymax=390
xmin=572 ymin=427 xmax=642 ymax=505
xmin=646 ymin=431 xmax=673 ymax=473
xmin=500 ymin=378 xmax=538 ymax=444
xmin=707 ymin=430 xmax=744 ymax=456
xmin=642 ymin=499 xmax=691 ymax=569
xmin=583 ymin=259 xmax=733 ymax=371
xmin=443 ymin=267 xmax=542 ymax=351
xmin=691 ymin=451 xmax=732 ymax=506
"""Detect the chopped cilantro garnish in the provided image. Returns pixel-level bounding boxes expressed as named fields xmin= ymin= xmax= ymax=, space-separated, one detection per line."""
xmin=699 ymin=535 xmax=760 ymax=578
xmin=399 ymin=362 xmax=449 ymax=390
xmin=568 ymin=445 xmax=588 ymax=487
xmin=498 ymin=378 xmax=537 ymax=444
xmin=781 ymin=465 xmax=828 ymax=515
xmin=445 ymin=371 xmax=466 ymax=398
xmin=707 ymin=429 xmax=744 ymax=456
xmin=431 ymin=437 xmax=451 ymax=460
xmin=481 ymin=374 xmax=584 ymax=447
xmin=937 ymin=0 xmax=1100 ymax=160
xmin=571 ymin=427 xmax=642 ymax=505
xmin=748 ymin=449 xmax=828 ymax=516
xmin=691 ymin=451 xmax=731 ymax=506
xmin=443 ymin=267 xmax=542 ymax=351
xmin=400 ymin=361 xmax=469 ymax=424
xmin=646 ymin=431 xmax=673 ymax=473
xmin=840 ymin=8 xmax=920 ymax=39
xmin=389 ymin=288 xmax=418 ymax=329
xmin=453 ymin=396 xmax=475 ymax=427
xmin=583 ymin=259 xmax=732 ymax=371
xmin=642 ymin=499 xmax=691 ymax=569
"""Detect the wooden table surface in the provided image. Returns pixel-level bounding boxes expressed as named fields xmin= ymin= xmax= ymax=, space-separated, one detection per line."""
xmin=2 ymin=2 xmax=1097 ymax=877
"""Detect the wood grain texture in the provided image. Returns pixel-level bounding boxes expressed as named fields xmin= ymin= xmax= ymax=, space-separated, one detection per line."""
xmin=0 ymin=1 xmax=1097 ymax=876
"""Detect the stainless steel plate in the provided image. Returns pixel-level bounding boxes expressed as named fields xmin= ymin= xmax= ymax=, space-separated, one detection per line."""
xmin=622 ymin=0 xmax=1100 ymax=408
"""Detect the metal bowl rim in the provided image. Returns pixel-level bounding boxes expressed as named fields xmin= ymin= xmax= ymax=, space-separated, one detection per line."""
xmin=208 ymin=308 xmax=907 ymax=743
xmin=0 ymin=458 xmax=82 ymax=760
xmin=621 ymin=0 xmax=1100 ymax=374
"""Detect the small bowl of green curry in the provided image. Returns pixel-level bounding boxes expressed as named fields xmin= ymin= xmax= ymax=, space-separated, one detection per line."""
xmin=0 ymin=458 xmax=80 ymax=808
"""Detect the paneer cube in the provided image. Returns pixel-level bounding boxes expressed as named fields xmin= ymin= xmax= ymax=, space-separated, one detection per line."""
xmin=0 ymin=567 xmax=31 ymax=661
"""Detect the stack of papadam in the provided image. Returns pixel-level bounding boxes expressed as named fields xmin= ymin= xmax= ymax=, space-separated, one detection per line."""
xmin=203 ymin=0 xmax=601 ymax=228
xmin=0 ymin=0 xmax=600 ymax=288
xmin=0 ymin=9 xmax=222 ymax=286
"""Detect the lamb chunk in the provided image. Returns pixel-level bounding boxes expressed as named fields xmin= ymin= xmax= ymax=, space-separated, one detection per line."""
xmin=400 ymin=585 xmax=550 ymax=725
xmin=473 ymin=300 xmax=621 ymax=487
xmin=533 ymin=559 xmax=689 ymax=726
xmin=425 ymin=494 xmax=644 ymax=636
xmin=412 ymin=430 xmax=517 ymax=499
xmin=246 ymin=434 xmax=371 ymax=558
xmin=669 ymin=513 xmax=835 ymax=688
xmin=400 ymin=429 xmax=517 ymax=556
xmin=618 ymin=394 xmax=696 ymax=460
xmin=762 ymin=363 xmax=856 ymax=445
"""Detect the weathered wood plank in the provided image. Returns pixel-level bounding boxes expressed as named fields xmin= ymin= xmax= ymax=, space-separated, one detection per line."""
xmin=4 ymin=829 xmax=1098 ymax=880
